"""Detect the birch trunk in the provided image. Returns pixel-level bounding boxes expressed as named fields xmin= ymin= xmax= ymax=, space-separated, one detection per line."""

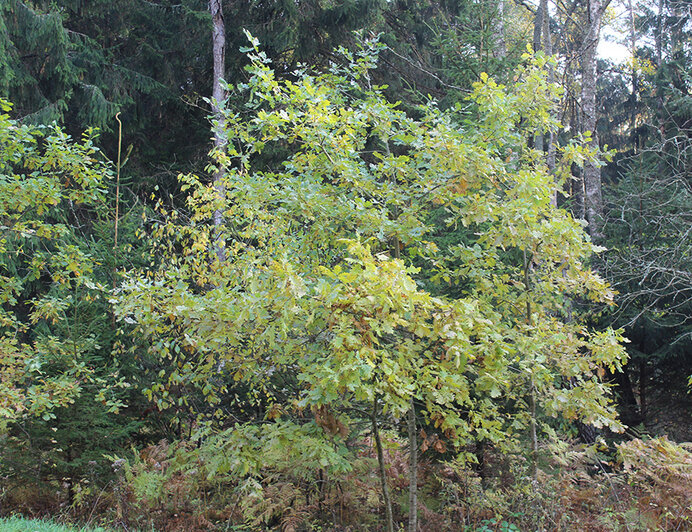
xmin=543 ymin=0 xmax=557 ymax=205
xmin=628 ymin=0 xmax=639 ymax=153
xmin=655 ymin=0 xmax=664 ymax=66
xmin=210 ymin=0 xmax=226 ymax=259
xmin=533 ymin=0 xmax=545 ymax=152
xmin=493 ymin=0 xmax=507 ymax=58
xmin=580 ymin=0 xmax=608 ymax=239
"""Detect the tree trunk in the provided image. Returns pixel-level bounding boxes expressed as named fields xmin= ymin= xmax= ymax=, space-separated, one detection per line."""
xmin=373 ymin=397 xmax=394 ymax=532
xmin=493 ymin=0 xmax=507 ymax=58
xmin=407 ymin=398 xmax=418 ymax=532
xmin=544 ymin=2 xmax=557 ymax=205
xmin=475 ymin=439 xmax=487 ymax=488
xmin=566 ymin=91 xmax=584 ymax=212
xmin=524 ymin=249 xmax=538 ymax=480
xmin=655 ymin=0 xmax=664 ymax=66
xmin=639 ymin=359 xmax=647 ymax=421
xmin=391 ymin=224 xmax=416 ymax=532
xmin=628 ymin=0 xmax=639 ymax=153
xmin=210 ymin=0 xmax=226 ymax=260
xmin=533 ymin=0 xmax=544 ymax=53
xmin=614 ymin=366 xmax=642 ymax=426
xmin=532 ymin=0 xmax=546 ymax=153
xmin=529 ymin=379 xmax=538 ymax=479
xmin=580 ymin=0 xmax=609 ymax=240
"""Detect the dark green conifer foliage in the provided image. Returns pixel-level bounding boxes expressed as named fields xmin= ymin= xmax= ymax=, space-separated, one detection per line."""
xmin=228 ymin=0 xmax=384 ymax=73
xmin=0 ymin=1 xmax=211 ymax=178
xmin=598 ymin=0 xmax=691 ymax=418
xmin=374 ymin=0 xmax=528 ymax=107
xmin=0 ymin=0 xmax=163 ymax=129
xmin=0 ymin=99 xmax=149 ymax=510
xmin=1 ymin=0 xmax=389 ymax=194
xmin=0 ymin=1 xmax=83 ymax=124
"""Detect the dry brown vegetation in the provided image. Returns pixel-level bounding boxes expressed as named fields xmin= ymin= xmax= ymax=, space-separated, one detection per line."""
xmin=6 ymin=435 xmax=687 ymax=532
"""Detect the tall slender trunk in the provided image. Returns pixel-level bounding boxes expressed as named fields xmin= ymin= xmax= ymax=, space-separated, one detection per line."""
xmin=655 ymin=0 xmax=664 ymax=66
xmin=570 ymin=97 xmax=585 ymax=217
xmin=210 ymin=0 xmax=226 ymax=260
xmin=523 ymin=249 xmax=538 ymax=480
xmin=533 ymin=0 xmax=544 ymax=53
xmin=580 ymin=0 xmax=609 ymax=240
xmin=529 ymin=380 xmax=538 ymax=479
xmin=639 ymin=359 xmax=647 ymax=421
xmin=493 ymin=0 xmax=507 ymax=58
xmin=544 ymin=2 xmax=557 ymax=205
xmin=372 ymin=397 xmax=394 ymax=532
xmin=475 ymin=440 xmax=487 ymax=487
xmin=391 ymin=222 xmax=417 ymax=532
xmin=407 ymin=398 xmax=418 ymax=532
xmin=532 ymin=0 xmax=546 ymax=153
xmin=628 ymin=0 xmax=639 ymax=153
xmin=614 ymin=366 xmax=642 ymax=426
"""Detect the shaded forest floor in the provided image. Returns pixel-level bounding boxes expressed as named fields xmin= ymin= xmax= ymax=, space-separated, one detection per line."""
xmin=2 ymin=365 xmax=691 ymax=531
xmin=642 ymin=373 xmax=692 ymax=443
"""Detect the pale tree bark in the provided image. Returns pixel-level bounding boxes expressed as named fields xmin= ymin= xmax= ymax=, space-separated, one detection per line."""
xmin=655 ymin=0 xmax=664 ymax=66
xmin=654 ymin=0 xmax=665 ymax=118
xmin=533 ymin=0 xmax=545 ymax=152
xmin=543 ymin=0 xmax=557 ymax=205
xmin=493 ymin=0 xmax=507 ymax=58
xmin=210 ymin=0 xmax=227 ymax=259
xmin=628 ymin=0 xmax=639 ymax=153
xmin=533 ymin=0 xmax=558 ymax=205
xmin=579 ymin=0 xmax=609 ymax=240
xmin=570 ymin=103 xmax=586 ymax=218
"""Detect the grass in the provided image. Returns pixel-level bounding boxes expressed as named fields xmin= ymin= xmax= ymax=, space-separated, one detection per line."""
xmin=0 ymin=516 xmax=109 ymax=532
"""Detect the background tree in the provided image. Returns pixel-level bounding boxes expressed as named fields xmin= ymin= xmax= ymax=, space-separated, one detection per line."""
xmin=578 ymin=0 xmax=610 ymax=238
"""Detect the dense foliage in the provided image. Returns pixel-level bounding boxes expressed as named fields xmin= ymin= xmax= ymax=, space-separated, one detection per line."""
xmin=0 ymin=0 xmax=690 ymax=530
